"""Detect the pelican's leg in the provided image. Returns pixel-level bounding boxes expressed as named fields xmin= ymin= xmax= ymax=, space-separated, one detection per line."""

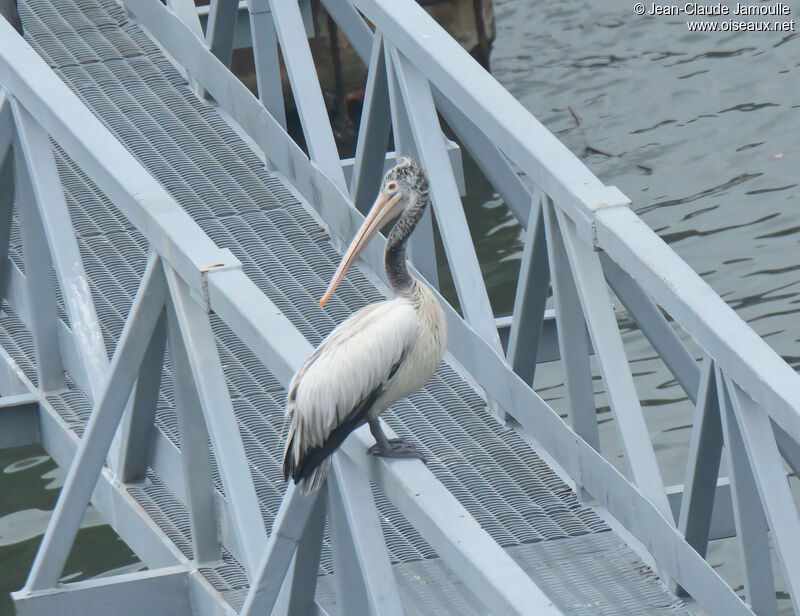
xmin=367 ymin=419 xmax=426 ymax=462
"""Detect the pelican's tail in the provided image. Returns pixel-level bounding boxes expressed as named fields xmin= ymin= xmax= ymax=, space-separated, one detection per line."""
xmin=299 ymin=456 xmax=331 ymax=495
xmin=283 ymin=420 xmax=332 ymax=494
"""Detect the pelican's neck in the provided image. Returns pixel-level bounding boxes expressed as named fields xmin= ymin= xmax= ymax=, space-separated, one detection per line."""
xmin=385 ymin=196 xmax=426 ymax=295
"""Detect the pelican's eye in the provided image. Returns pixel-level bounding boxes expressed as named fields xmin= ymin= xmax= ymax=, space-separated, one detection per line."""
xmin=386 ymin=181 xmax=398 ymax=192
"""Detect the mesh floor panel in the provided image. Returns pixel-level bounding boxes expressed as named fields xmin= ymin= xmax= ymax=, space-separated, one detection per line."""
xmin=9 ymin=0 xmax=690 ymax=613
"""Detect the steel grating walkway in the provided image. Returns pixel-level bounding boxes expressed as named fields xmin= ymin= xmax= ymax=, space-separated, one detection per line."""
xmin=8 ymin=0 xmax=691 ymax=613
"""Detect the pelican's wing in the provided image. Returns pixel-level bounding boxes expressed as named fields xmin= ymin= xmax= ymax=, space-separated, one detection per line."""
xmin=283 ymin=299 xmax=418 ymax=482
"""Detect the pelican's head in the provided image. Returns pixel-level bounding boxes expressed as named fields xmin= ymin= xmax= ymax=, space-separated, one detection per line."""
xmin=319 ymin=159 xmax=428 ymax=307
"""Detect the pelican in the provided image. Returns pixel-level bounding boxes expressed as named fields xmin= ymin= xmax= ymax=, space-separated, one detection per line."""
xmin=283 ymin=159 xmax=446 ymax=493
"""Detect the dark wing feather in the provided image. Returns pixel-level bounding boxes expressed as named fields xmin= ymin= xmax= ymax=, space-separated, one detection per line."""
xmin=283 ymin=358 xmax=402 ymax=483
xmin=285 ymin=384 xmax=382 ymax=483
xmin=282 ymin=300 xmax=417 ymax=490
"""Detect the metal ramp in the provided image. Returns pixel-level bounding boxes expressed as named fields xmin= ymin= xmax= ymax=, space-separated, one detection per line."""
xmin=7 ymin=0 xmax=678 ymax=612
xmin=2 ymin=0 xmax=799 ymax=614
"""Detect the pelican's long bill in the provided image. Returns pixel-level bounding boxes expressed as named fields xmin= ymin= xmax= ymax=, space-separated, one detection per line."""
xmin=319 ymin=187 xmax=404 ymax=307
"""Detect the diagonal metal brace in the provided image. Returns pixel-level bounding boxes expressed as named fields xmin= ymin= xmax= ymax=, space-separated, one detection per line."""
xmin=240 ymin=483 xmax=322 ymax=616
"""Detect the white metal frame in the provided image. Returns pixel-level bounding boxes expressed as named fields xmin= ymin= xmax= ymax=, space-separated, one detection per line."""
xmin=2 ymin=0 xmax=798 ymax=613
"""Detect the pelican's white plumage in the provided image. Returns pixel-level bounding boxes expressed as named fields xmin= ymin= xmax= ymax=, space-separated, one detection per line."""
xmin=282 ymin=159 xmax=446 ymax=493
xmin=287 ymin=300 xmax=417 ymax=450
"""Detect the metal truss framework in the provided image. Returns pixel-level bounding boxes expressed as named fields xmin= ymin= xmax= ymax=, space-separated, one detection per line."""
xmin=0 ymin=0 xmax=798 ymax=614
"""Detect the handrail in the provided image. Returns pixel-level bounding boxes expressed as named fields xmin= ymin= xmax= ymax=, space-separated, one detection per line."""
xmin=596 ymin=206 xmax=800 ymax=443
xmin=4 ymin=0 xmax=797 ymax=611
xmin=0 ymin=24 xmax=240 ymax=308
xmin=350 ymin=0 xmax=800 ymax=443
xmin=353 ymin=0 xmax=631 ymax=231
xmin=0 ymin=17 xmax=560 ymax=613
xmin=110 ymin=0 xmax=762 ymax=606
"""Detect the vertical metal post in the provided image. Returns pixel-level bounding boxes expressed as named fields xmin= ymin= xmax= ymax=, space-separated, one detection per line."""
xmin=717 ymin=369 xmax=776 ymax=616
xmin=164 ymin=266 xmax=266 ymax=576
xmin=349 ymin=33 xmax=391 ymax=215
xmin=117 ymin=311 xmax=167 ymax=482
xmin=286 ymin=493 xmax=327 ymax=616
xmin=327 ymin=456 xmax=404 ymax=616
xmin=268 ymin=0 xmax=348 ymax=192
xmin=726 ymin=377 xmax=800 ymax=613
xmin=13 ymin=132 xmax=64 ymax=392
xmin=678 ymin=357 xmax=723 ymax=556
xmin=390 ymin=46 xmax=502 ymax=351
xmin=247 ymin=1 xmax=286 ymax=129
xmin=383 ymin=41 xmax=439 ymax=291
xmin=167 ymin=302 xmax=221 ymax=565
xmin=543 ymin=200 xmax=598 ymax=452
xmin=206 ymin=0 xmax=238 ymax=68
xmin=13 ymin=103 xmax=108 ymax=400
xmin=240 ymin=484 xmax=322 ymax=616
xmin=506 ymin=197 xmax=549 ymax=385
xmin=554 ymin=207 xmax=671 ymax=520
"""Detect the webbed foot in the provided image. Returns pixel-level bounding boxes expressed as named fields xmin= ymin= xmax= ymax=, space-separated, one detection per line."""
xmin=367 ymin=438 xmax=426 ymax=462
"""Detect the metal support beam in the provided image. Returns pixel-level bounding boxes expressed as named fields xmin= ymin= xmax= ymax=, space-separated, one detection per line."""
xmin=601 ymin=253 xmax=700 ymax=403
xmin=507 ymin=198 xmax=550 ymax=386
xmin=349 ymin=33 xmax=391 ymax=216
xmin=389 ymin=46 xmax=501 ymax=351
xmin=166 ymin=302 xmax=221 ymax=565
xmin=24 ymin=256 xmax=167 ymax=591
xmin=727 ymin=375 xmax=800 ymax=614
xmin=245 ymin=1 xmax=286 ymax=129
xmin=717 ymin=370 xmax=776 ymax=616
xmin=164 ymin=266 xmax=266 ymax=576
xmin=14 ymin=567 xmax=191 ymax=616
xmin=268 ymin=0 xmax=347 ymax=192
xmin=383 ymin=41 xmax=439 ymax=290
xmin=116 ymin=312 xmax=167 ymax=482
xmin=13 ymin=127 xmax=65 ymax=393
xmin=434 ymin=92 xmax=533 ymax=228
xmin=286 ymin=492 xmax=327 ymax=616
xmin=327 ymin=456 xmax=403 ymax=616
xmin=771 ymin=418 xmax=800 ymax=478
xmin=240 ymin=485 xmax=322 ymax=616
xmin=12 ymin=102 xmax=109 ymax=401
xmin=319 ymin=0 xmax=372 ymax=64
xmin=543 ymin=201 xmax=598 ymax=452
xmin=206 ymin=0 xmax=238 ymax=67
xmin=668 ymin=478 xmax=735 ymax=542
xmin=678 ymin=358 xmax=723 ymax=557
xmin=555 ymin=207 xmax=671 ymax=520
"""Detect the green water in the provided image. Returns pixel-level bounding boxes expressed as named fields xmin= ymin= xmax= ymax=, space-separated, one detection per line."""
xmin=0 ymin=445 xmax=140 ymax=615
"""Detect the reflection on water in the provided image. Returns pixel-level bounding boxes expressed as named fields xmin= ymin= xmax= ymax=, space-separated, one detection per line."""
xmin=0 ymin=445 xmax=140 ymax=615
xmin=469 ymin=0 xmax=799 ymax=611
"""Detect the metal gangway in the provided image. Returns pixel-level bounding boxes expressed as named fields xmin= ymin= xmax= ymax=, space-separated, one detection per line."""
xmin=1 ymin=0 xmax=798 ymax=614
